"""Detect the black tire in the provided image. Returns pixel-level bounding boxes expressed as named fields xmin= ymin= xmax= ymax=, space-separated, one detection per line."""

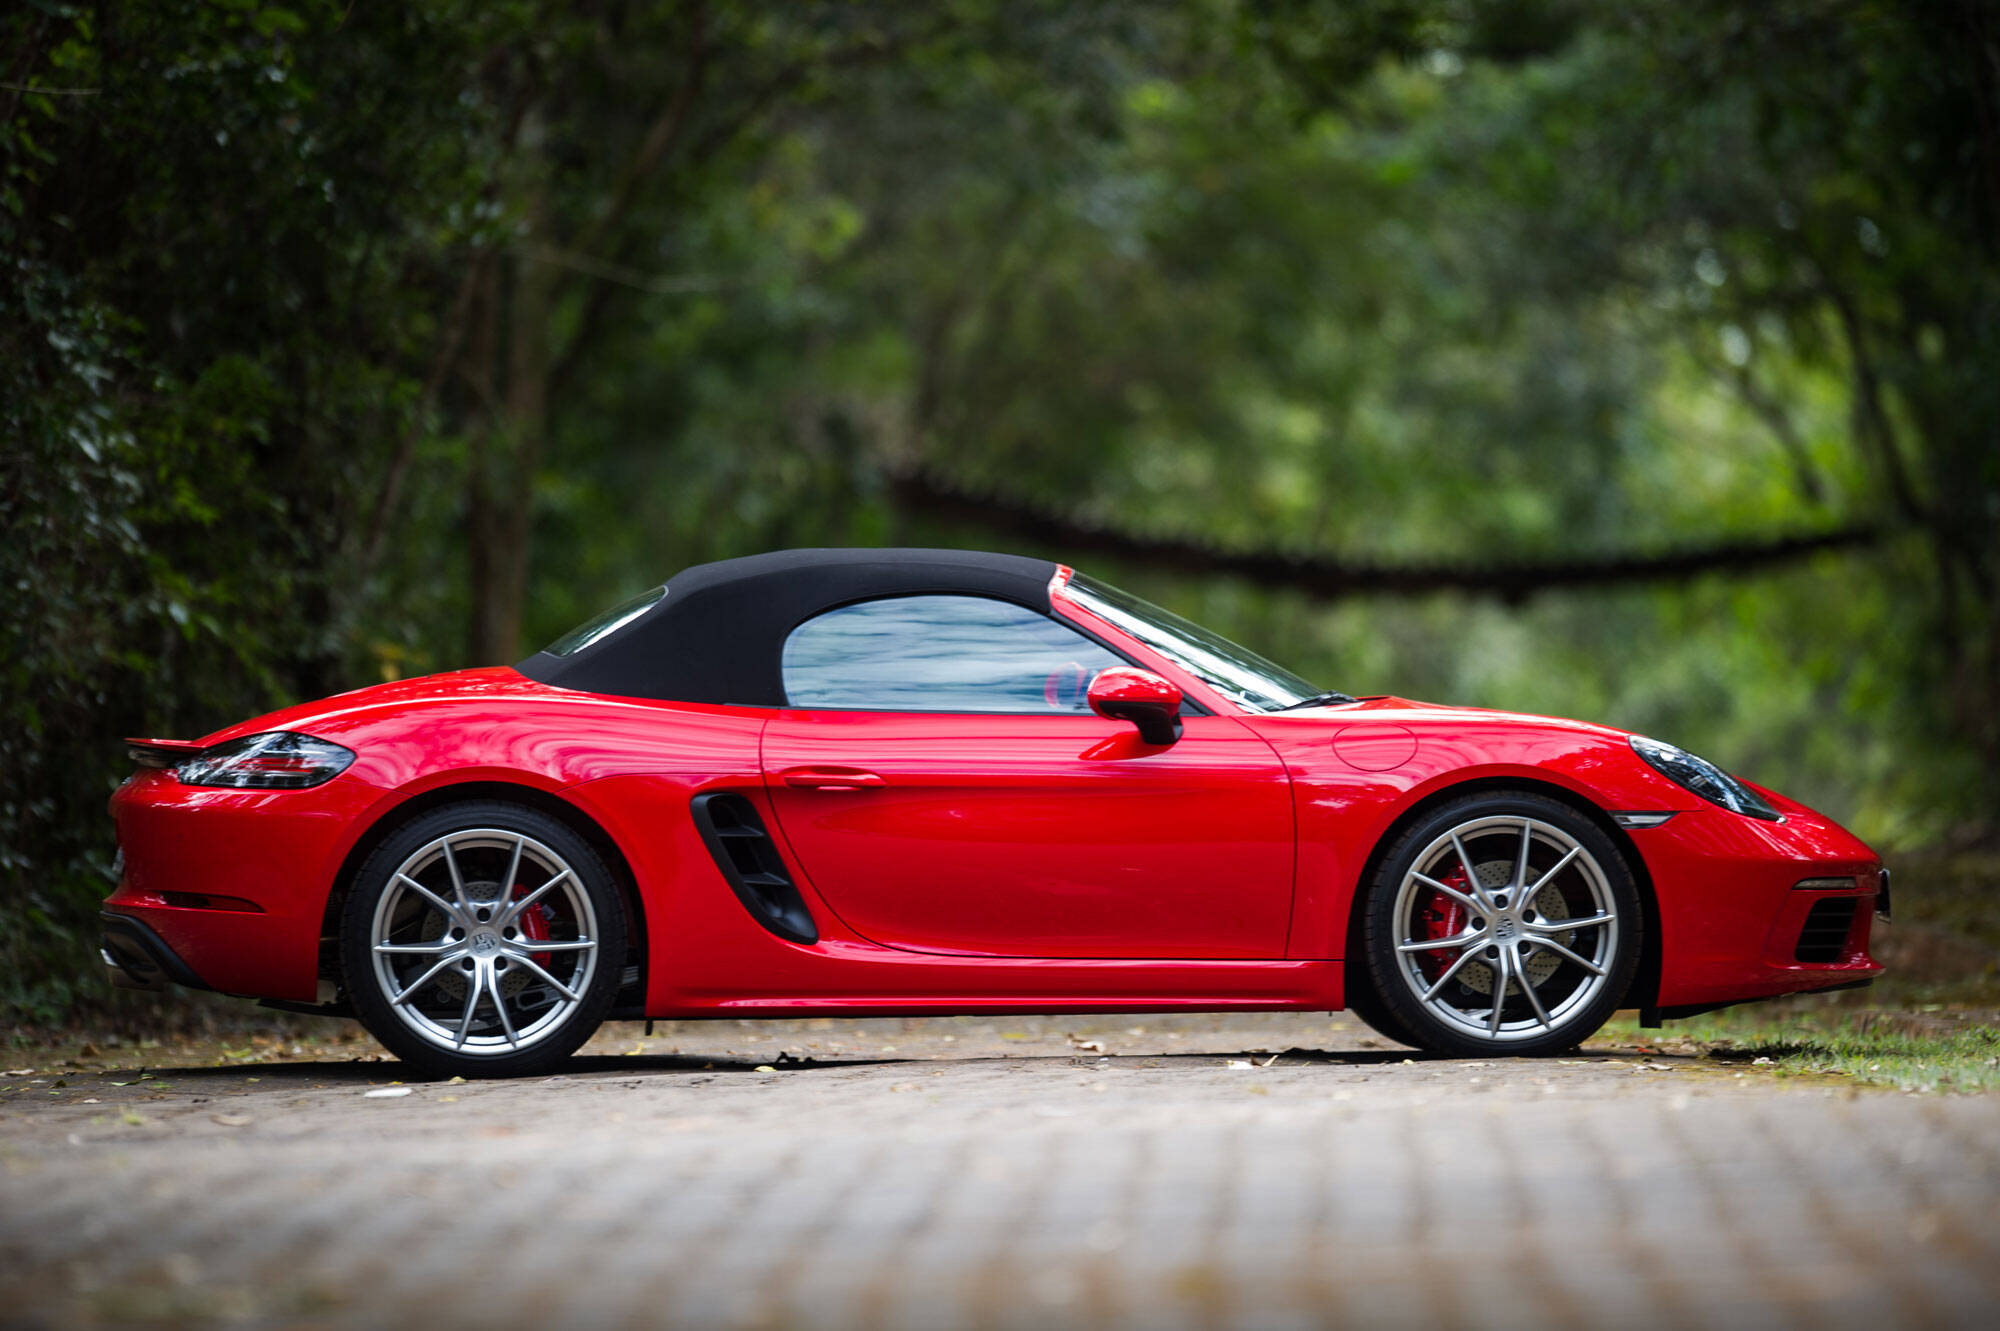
xmin=1360 ymin=790 xmax=1641 ymax=1058
xmin=1342 ymin=966 xmax=1425 ymax=1049
xmin=342 ymin=800 xmax=626 ymax=1079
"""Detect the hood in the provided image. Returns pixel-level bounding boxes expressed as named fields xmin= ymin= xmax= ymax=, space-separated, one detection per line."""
xmin=1268 ymin=694 xmax=1638 ymax=743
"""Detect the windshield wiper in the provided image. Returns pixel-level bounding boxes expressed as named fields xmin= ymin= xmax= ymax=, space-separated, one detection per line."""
xmin=1270 ymin=690 xmax=1359 ymax=711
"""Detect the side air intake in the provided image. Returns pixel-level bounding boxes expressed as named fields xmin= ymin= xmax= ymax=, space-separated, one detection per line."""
xmin=1794 ymin=897 xmax=1858 ymax=964
xmin=689 ymin=793 xmax=819 ymax=945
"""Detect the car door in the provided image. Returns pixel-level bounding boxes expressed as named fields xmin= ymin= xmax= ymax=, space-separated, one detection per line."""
xmin=759 ymin=594 xmax=1295 ymax=959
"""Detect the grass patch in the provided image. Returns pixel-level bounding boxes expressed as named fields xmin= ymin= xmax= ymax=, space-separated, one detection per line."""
xmin=1703 ymin=1015 xmax=2000 ymax=1094
xmin=1608 ymin=1007 xmax=2000 ymax=1093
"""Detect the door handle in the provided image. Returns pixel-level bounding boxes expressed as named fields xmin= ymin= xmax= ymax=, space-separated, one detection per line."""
xmin=779 ymin=766 xmax=886 ymax=790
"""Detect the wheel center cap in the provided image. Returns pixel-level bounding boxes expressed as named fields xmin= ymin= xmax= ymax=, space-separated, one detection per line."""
xmin=1494 ymin=917 xmax=1519 ymax=942
xmin=469 ymin=930 xmax=502 ymax=957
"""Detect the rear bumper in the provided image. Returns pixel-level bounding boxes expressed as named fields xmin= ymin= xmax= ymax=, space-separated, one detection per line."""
xmin=104 ymin=767 xmax=386 ymax=1002
xmin=1638 ymin=804 xmax=1885 ymax=1009
xmin=99 ymin=911 xmax=210 ymax=992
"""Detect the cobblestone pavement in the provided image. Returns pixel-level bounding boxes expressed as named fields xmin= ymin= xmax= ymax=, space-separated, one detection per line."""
xmin=3 ymin=1011 xmax=1998 ymax=1329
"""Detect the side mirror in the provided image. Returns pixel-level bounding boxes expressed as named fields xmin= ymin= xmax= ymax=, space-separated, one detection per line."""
xmin=1086 ymin=667 xmax=1183 ymax=746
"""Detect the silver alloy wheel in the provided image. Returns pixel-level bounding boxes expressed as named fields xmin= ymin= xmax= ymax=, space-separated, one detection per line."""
xmin=1389 ymin=815 xmax=1619 ymax=1044
xmin=368 ymin=829 xmax=600 ymax=1056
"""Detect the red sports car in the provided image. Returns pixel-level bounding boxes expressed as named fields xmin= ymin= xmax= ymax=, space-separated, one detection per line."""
xmin=104 ymin=548 xmax=1886 ymax=1077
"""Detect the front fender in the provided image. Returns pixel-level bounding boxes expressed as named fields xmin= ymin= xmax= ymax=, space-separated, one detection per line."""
xmin=1243 ymin=711 xmax=1691 ymax=959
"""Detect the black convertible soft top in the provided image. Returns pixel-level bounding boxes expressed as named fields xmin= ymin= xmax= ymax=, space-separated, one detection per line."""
xmin=515 ymin=547 xmax=1063 ymax=705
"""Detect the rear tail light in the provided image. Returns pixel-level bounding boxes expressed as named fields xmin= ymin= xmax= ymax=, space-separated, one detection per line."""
xmin=174 ymin=732 xmax=355 ymax=789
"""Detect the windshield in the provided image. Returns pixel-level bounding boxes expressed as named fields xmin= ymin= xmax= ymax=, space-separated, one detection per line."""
xmin=543 ymin=585 xmax=666 ymax=656
xmin=1060 ymin=573 xmax=1331 ymax=712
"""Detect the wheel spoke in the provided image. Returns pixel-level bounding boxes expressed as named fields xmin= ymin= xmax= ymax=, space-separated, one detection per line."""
xmin=390 ymin=954 xmax=460 ymax=1006
xmin=1449 ymin=833 xmax=1496 ymax=908
xmin=1529 ymin=845 xmax=1582 ymax=889
xmin=1419 ymin=945 xmax=1484 ymax=1002
xmin=374 ymin=938 xmax=457 ymax=955
xmin=1398 ymin=932 xmax=1482 ymax=954
xmin=510 ymin=937 xmax=595 ymax=953
xmin=1511 ymin=820 xmax=1533 ymax=891
xmin=395 ymin=873 xmax=462 ymax=923
xmin=498 ymin=869 xmax=573 ymax=928
xmin=1411 ymin=872 xmax=1483 ymax=915
xmin=503 ymin=835 xmax=525 ymax=893
xmin=1525 ymin=934 xmax=1606 ymax=976
xmin=454 ymin=963 xmax=485 ymax=1049
xmin=442 ymin=836 xmax=470 ymax=912
xmin=1516 ymin=946 xmax=1555 ymax=1029
xmin=511 ymin=954 xmax=581 ymax=1003
xmin=1529 ymin=911 xmax=1614 ymax=934
xmin=491 ymin=974 xmax=521 ymax=1048
xmin=1487 ymin=948 xmax=1510 ymax=1034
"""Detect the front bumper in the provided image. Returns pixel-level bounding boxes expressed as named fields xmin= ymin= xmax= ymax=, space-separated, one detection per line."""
xmin=1636 ymin=803 xmax=1885 ymax=1009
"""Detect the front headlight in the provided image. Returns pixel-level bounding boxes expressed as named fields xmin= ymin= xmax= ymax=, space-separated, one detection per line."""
xmin=1628 ymin=735 xmax=1780 ymax=821
xmin=175 ymin=731 xmax=355 ymax=790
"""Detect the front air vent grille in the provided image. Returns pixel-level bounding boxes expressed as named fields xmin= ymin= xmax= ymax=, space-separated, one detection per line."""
xmin=1794 ymin=897 xmax=1859 ymax=964
xmin=689 ymin=793 xmax=818 ymax=945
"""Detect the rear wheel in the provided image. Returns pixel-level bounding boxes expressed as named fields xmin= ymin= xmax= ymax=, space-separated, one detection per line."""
xmin=342 ymin=801 xmax=625 ymax=1079
xmin=1361 ymin=791 xmax=1640 ymax=1058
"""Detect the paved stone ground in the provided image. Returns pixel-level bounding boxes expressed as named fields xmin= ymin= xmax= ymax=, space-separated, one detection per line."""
xmin=2 ymin=1011 xmax=1998 ymax=1329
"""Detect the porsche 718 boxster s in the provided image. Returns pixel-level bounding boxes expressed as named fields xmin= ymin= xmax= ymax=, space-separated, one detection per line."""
xmin=104 ymin=548 xmax=1886 ymax=1077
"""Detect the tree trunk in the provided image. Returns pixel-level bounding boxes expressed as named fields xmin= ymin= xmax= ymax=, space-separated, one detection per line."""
xmin=467 ymin=135 xmax=555 ymax=665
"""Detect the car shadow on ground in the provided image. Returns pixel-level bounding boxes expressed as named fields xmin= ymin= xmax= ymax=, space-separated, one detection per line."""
xmin=117 ymin=1050 xmax=911 ymax=1086
xmin=558 ymin=1052 xmax=909 ymax=1076
xmin=1100 ymin=1047 xmax=1451 ymax=1066
xmin=76 ymin=1043 xmax=1634 ymax=1093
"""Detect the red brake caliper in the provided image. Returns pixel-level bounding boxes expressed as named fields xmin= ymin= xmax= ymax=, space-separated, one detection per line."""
xmin=512 ymin=882 xmax=553 ymax=967
xmin=1416 ymin=867 xmax=1471 ymax=982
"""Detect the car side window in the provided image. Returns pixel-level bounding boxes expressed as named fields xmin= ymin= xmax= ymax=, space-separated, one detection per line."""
xmin=782 ymin=595 xmax=1128 ymax=713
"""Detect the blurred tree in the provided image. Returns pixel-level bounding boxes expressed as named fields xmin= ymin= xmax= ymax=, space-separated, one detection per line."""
xmin=710 ymin=0 xmax=1999 ymax=811
xmin=416 ymin=2 xmax=1158 ymax=663
xmin=1440 ymin=0 xmax=2000 ymax=788
xmin=859 ymin=0 xmax=2000 ymax=769
xmin=3 ymin=0 xmax=1996 ymax=1025
xmin=1 ymin=0 xmax=489 ymax=1020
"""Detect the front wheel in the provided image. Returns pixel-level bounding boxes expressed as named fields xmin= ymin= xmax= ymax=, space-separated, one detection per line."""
xmin=1360 ymin=792 xmax=1641 ymax=1058
xmin=341 ymin=801 xmax=626 ymax=1079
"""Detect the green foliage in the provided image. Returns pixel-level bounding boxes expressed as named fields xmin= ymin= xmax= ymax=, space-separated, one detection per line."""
xmin=3 ymin=0 xmax=1997 ymax=1025
xmin=0 ymin=0 xmax=488 ymax=1021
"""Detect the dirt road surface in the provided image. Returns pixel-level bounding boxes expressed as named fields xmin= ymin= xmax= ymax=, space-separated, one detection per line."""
xmin=3 ymin=1012 xmax=1997 ymax=1329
